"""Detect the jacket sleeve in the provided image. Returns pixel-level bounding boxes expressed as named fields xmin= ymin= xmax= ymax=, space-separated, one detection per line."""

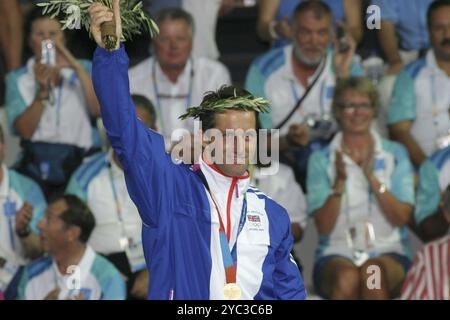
xmin=273 ymin=209 xmax=307 ymax=300
xmin=92 ymin=45 xmax=180 ymax=228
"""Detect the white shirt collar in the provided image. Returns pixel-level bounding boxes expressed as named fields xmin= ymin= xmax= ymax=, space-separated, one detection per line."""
xmin=329 ymin=129 xmax=384 ymax=165
xmin=153 ymin=57 xmax=194 ymax=86
xmin=52 ymin=245 xmax=96 ymax=293
xmin=198 ymin=155 xmax=250 ymax=198
xmin=282 ymin=44 xmax=331 ymax=85
xmin=425 ymin=49 xmax=449 ymax=77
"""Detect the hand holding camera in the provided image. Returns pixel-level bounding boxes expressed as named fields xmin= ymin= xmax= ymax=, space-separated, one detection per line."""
xmin=287 ymin=123 xmax=310 ymax=147
xmin=333 ymin=22 xmax=356 ymax=78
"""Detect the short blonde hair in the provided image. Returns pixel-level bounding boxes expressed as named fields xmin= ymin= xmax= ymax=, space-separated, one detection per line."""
xmin=332 ymin=77 xmax=380 ymax=119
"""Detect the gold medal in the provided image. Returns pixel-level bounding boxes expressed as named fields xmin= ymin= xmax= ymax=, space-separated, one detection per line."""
xmin=223 ymin=283 xmax=241 ymax=300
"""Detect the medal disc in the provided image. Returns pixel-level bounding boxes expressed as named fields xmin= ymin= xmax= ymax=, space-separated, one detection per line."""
xmin=223 ymin=283 xmax=241 ymax=300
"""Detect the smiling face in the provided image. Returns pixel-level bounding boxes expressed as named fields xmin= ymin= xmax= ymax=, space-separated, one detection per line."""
xmin=203 ymin=109 xmax=257 ymax=177
xmin=429 ymin=5 xmax=450 ymax=61
xmin=336 ymin=89 xmax=375 ymax=135
xmin=291 ymin=9 xmax=332 ymax=67
xmin=153 ymin=18 xmax=193 ymax=72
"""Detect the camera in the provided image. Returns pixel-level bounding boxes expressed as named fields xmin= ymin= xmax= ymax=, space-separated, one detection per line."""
xmin=336 ymin=25 xmax=350 ymax=53
xmin=40 ymin=39 xmax=56 ymax=66
xmin=304 ymin=113 xmax=337 ymax=141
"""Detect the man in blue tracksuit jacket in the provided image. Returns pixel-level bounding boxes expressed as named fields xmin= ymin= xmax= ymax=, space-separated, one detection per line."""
xmin=89 ymin=1 xmax=305 ymax=300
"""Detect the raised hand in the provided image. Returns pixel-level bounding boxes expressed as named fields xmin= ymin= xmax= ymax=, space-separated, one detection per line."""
xmin=88 ymin=0 xmax=122 ymax=50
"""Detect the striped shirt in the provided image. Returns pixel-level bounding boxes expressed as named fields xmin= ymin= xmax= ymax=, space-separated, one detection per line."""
xmin=401 ymin=235 xmax=450 ymax=300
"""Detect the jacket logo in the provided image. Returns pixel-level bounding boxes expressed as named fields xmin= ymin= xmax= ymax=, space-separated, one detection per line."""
xmin=247 ymin=215 xmax=261 ymax=223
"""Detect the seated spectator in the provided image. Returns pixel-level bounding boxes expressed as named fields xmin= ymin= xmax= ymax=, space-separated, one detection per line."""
xmin=387 ymin=0 xmax=450 ymax=168
xmin=257 ymin=0 xmax=363 ymax=48
xmin=400 ymin=188 xmax=450 ymax=300
xmin=128 ymin=7 xmax=231 ymax=145
xmin=5 ymin=8 xmax=101 ymax=199
xmin=65 ymin=95 xmax=156 ymax=299
xmin=0 ymin=124 xmax=46 ymax=299
xmin=307 ymin=77 xmax=414 ymax=299
xmin=17 ymin=195 xmax=126 ymax=300
xmin=414 ymin=146 xmax=450 ymax=242
xmin=372 ymin=0 xmax=433 ymax=75
xmin=246 ymin=0 xmax=362 ymax=189
xmin=250 ymin=161 xmax=308 ymax=243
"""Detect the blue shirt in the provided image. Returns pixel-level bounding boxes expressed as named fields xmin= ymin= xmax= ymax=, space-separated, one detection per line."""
xmin=371 ymin=0 xmax=432 ymax=50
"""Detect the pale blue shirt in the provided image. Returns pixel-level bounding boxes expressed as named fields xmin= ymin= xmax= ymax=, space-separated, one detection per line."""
xmin=371 ymin=0 xmax=432 ymax=50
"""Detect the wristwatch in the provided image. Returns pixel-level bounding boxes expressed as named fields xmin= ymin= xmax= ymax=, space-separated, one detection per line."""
xmin=378 ymin=183 xmax=387 ymax=194
xmin=330 ymin=189 xmax=343 ymax=197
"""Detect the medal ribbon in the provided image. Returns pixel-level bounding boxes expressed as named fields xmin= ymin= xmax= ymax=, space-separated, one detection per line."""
xmin=195 ymin=169 xmax=247 ymax=284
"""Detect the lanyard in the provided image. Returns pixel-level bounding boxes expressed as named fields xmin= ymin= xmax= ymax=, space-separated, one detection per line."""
xmin=290 ymin=78 xmax=326 ymax=117
xmin=2 ymin=179 xmax=16 ymax=251
xmin=108 ymin=163 xmax=123 ymax=223
xmin=152 ymin=60 xmax=194 ymax=133
xmin=342 ymin=182 xmax=373 ymax=226
xmin=195 ymin=170 xmax=247 ymax=284
xmin=431 ymin=74 xmax=440 ymax=126
xmin=54 ymin=78 xmax=64 ymax=129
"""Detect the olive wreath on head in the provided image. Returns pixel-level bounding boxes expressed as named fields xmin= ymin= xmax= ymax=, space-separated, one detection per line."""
xmin=179 ymin=90 xmax=270 ymax=121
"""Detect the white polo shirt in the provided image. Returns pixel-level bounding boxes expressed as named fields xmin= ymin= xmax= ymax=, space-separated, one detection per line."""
xmin=5 ymin=58 xmax=98 ymax=149
xmin=388 ymin=50 xmax=450 ymax=157
xmin=245 ymin=45 xmax=363 ymax=134
xmin=307 ymin=131 xmax=415 ymax=261
xmin=65 ymin=151 xmax=145 ymax=272
xmin=18 ymin=246 xmax=126 ymax=300
xmin=128 ymin=56 xmax=231 ymax=142
xmin=251 ymin=162 xmax=308 ymax=229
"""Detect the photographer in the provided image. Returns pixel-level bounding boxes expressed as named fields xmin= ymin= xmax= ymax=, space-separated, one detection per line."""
xmin=245 ymin=0 xmax=362 ymax=190
xmin=5 ymin=8 xmax=101 ymax=199
xmin=307 ymin=77 xmax=414 ymax=299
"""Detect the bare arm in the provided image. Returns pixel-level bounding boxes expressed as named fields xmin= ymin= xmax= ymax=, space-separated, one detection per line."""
xmin=343 ymin=0 xmax=363 ymax=44
xmin=257 ymin=0 xmax=285 ymax=42
xmin=377 ymin=21 xmax=403 ymax=74
xmin=55 ymin=40 xmax=100 ymax=117
xmin=291 ymin=223 xmax=303 ymax=243
xmin=0 ymin=0 xmax=23 ymax=71
xmin=20 ymin=234 xmax=43 ymax=260
xmin=389 ymin=121 xmax=427 ymax=167
xmin=367 ymin=174 xmax=412 ymax=227
xmin=13 ymin=63 xmax=52 ymax=139
xmin=73 ymin=64 xmax=101 ymax=117
xmin=314 ymin=179 xmax=345 ymax=235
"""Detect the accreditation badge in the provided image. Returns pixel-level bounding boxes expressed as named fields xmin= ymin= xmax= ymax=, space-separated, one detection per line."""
xmin=346 ymin=221 xmax=377 ymax=267
xmin=223 ymin=283 xmax=242 ymax=300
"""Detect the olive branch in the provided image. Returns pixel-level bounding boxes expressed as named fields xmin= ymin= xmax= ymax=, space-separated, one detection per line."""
xmin=37 ymin=0 xmax=159 ymax=42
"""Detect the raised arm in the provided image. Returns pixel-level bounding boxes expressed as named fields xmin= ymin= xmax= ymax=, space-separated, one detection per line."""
xmin=89 ymin=1 xmax=177 ymax=227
